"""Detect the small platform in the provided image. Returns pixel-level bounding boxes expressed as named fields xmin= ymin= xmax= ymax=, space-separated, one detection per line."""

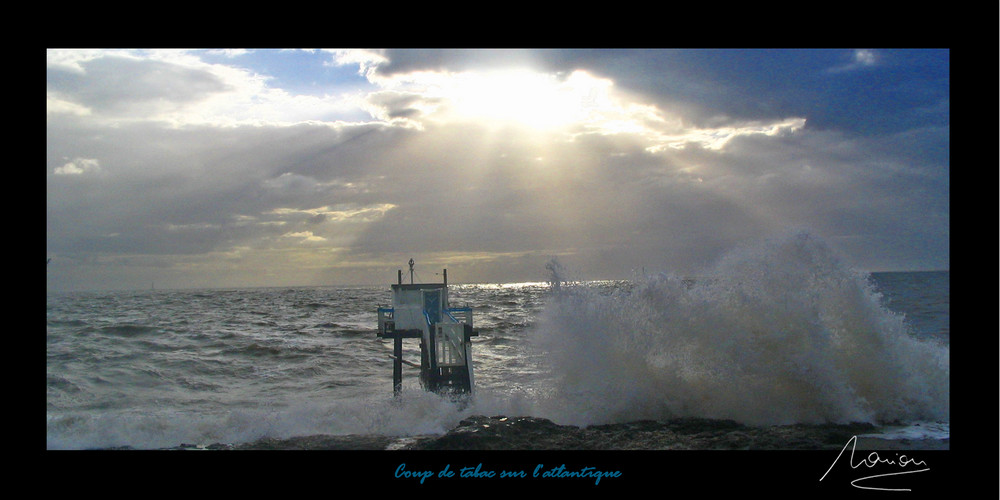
xmin=377 ymin=262 xmax=477 ymax=395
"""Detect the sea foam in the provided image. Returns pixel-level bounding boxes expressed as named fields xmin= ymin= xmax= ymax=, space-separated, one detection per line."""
xmin=529 ymin=231 xmax=949 ymax=427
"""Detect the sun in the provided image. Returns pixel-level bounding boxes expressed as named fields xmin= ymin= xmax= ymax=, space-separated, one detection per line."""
xmin=437 ymin=69 xmax=613 ymax=131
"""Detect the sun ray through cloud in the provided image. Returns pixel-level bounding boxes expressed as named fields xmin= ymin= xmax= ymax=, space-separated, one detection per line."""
xmin=47 ymin=48 xmax=949 ymax=290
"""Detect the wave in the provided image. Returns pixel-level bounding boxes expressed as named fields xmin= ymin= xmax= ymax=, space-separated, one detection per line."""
xmin=528 ymin=231 xmax=949 ymax=427
xmin=239 ymin=343 xmax=286 ymax=357
xmin=46 ymin=390 xmax=471 ymax=450
xmin=98 ymin=324 xmax=160 ymax=337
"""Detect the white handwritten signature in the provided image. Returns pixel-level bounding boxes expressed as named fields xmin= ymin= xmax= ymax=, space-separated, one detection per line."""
xmin=819 ymin=435 xmax=929 ymax=492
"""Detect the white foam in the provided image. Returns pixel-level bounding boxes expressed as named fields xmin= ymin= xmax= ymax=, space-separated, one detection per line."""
xmin=859 ymin=421 xmax=950 ymax=441
xmin=527 ymin=230 xmax=950 ymax=427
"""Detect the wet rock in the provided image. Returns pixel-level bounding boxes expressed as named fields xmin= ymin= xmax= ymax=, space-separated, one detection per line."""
xmin=148 ymin=416 xmax=931 ymax=451
xmin=408 ymin=415 xmax=882 ymax=451
xmin=231 ymin=434 xmax=402 ymax=450
xmin=415 ymin=415 xmax=586 ymax=450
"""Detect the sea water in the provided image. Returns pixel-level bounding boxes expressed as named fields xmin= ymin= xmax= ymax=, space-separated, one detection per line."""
xmin=46 ymin=233 xmax=949 ymax=449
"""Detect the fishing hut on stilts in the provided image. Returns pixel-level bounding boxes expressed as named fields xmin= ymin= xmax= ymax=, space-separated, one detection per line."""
xmin=376 ymin=259 xmax=477 ymax=396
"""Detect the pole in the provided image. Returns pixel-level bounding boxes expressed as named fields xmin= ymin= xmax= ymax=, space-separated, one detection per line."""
xmin=393 ymin=336 xmax=403 ymax=396
xmin=443 ymin=269 xmax=447 ymax=285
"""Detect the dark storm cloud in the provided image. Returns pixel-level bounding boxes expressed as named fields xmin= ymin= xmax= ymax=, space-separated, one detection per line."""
xmin=379 ymin=48 xmax=949 ymax=136
xmin=363 ymin=90 xmax=442 ymax=121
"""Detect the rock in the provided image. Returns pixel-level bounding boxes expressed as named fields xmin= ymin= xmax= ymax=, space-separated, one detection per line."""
xmin=145 ymin=416 xmax=938 ymax=451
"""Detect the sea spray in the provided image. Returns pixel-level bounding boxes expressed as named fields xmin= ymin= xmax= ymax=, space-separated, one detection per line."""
xmin=529 ymin=231 xmax=949 ymax=427
xmin=545 ymin=257 xmax=567 ymax=291
xmin=46 ymin=390 xmax=477 ymax=449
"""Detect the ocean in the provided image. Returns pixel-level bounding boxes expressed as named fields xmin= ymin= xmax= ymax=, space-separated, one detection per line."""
xmin=46 ymin=234 xmax=949 ymax=451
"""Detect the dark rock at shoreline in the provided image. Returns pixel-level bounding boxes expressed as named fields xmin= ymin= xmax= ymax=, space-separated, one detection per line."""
xmin=406 ymin=415 xmax=879 ymax=450
xmin=149 ymin=415 xmax=911 ymax=451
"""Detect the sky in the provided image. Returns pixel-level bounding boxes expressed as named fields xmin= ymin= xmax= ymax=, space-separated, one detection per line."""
xmin=46 ymin=49 xmax=950 ymax=291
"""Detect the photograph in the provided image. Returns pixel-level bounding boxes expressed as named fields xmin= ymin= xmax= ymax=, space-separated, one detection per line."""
xmin=46 ymin=48 xmax=954 ymax=493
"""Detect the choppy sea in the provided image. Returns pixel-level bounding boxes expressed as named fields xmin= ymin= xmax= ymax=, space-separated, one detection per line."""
xmin=46 ymin=234 xmax=949 ymax=452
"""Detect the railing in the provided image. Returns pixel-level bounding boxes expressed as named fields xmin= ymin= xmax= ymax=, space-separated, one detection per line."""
xmin=378 ymin=306 xmax=473 ymax=335
xmin=435 ymin=323 xmax=466 ymax=367
xmin=445 ymin=307 xmax=473 ymax=326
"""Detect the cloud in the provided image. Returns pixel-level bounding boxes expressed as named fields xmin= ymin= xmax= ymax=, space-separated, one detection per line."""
xmin=47 ymin=94 xmax=92 ymax=116
xmin=46 ymin=53 xmax=231 ymax=119
xmin=826 ymin=49 xmax=880 ymax=73
xmin=282 ymin=231 xmax=327 ymax=242
xmin=46 ymin=49 xmax=371 ymax=128
xmin=853 ymin=49 xmax=878 ymax=66
xmin=54 ymin=158 xmax=100 ymax=175
xmin=46 ymin=49 xmax=949 ymax=290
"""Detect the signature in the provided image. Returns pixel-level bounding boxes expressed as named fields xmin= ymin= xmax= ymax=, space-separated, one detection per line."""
xmin=819 ymin=435 xmax=929 ymax=492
